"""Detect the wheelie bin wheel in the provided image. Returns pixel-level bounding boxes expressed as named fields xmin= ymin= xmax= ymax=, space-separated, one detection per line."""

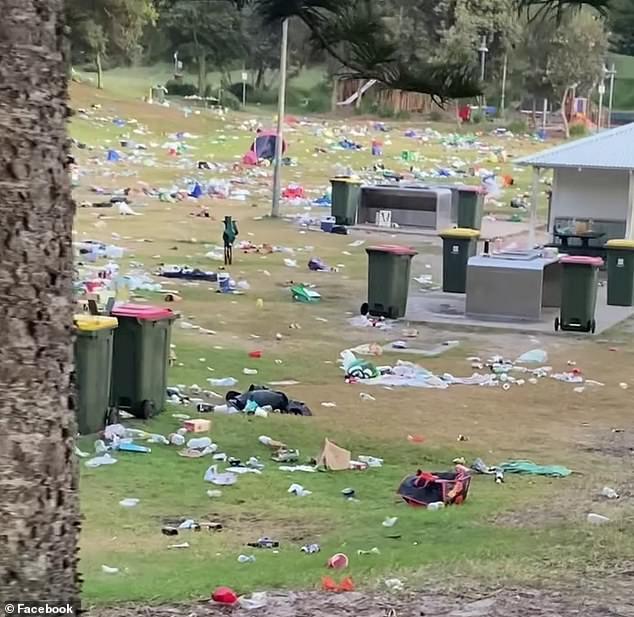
xmin=360 ymin=302 xmax=369 ymax=316
xmin=591 ymin=319 xmax=596 ymax=334
xmin=554 ymin=317 xmax=560 ymax=332
xmin=140 ymin=399 xmax=154 ymax=419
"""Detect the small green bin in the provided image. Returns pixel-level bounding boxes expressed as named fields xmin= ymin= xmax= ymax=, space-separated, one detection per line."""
xmin=330 ymin=177 xmax=361 ymax=226
xmin=605 ymin=239 xmax=634 ymax=307
xmin=363 ymin=245 xmax=418 ymax=319
xmin=439 ymin=228 xmax=480 ymax=293
xmin=74 ymin=315 xmax=118 ymax=435
xmin=556 ymin=255 xmax=603 ymax=333
xmin=455 ymin=186 xmax=484 ymax=230
xmin=111 ymin=304 xmax=177 ymax=418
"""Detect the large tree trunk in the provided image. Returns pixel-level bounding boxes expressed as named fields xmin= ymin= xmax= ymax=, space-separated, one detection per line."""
xmin=561 ymin=87 xmax=570 ymax=139
xmin=0 ymin=0 xmax=79 ymax=604
xmin=96 ymin=50 xmax=103 ymax=89
xmin=197 ymin=52 xmax=207 ymax=97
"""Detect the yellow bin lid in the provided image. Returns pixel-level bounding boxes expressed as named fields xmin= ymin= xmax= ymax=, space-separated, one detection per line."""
xmin=330 ymin=176 xmax=361 ymax=184
xmin=606 ymin=239 xmax=634 ymax=250
xmin=439 ymin=227 xmax=480 ymax=239
xmin=74 ymin=315 xmax=118 ymax=331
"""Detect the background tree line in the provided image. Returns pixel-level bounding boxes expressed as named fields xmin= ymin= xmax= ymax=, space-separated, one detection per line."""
xmin=64 ymin=0 xmax=630 ymax=114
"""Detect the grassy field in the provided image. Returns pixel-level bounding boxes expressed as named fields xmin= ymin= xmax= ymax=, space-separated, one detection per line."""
xmin=70 ymin=78 xmax=634 ymax=607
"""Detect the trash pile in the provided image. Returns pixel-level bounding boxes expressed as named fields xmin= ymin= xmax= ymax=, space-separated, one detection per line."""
xmin=340 ymin=348 xmax=601 ymax=392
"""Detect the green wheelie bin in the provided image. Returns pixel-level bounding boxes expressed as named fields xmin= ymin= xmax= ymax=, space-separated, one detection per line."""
xmin=455 ymin=186 xmax=484 ymax=230
xmin=555 ymin=255 xmax=603 ymax=333
xmin=605 ymin=239 xmax=634 ymax=306
xmin=363 ymin=245 xmax=418 ymax=319
xmin=439 ymin=228 xmax=480 ymax=293
xmin=74 ymin=315 xmax=118 ymax=435
xmin=330 ymin=177 xmax=361 ymax=225
xmin=110 ymin=304 xmax=177 ymax=419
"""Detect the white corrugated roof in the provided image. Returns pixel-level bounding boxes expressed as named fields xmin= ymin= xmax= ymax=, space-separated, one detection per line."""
xmin=516 ymin=123 xmax=634 ymax=171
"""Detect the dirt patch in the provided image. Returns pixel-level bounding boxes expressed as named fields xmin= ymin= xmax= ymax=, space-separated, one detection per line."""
xmin=87 ymin=581 xmax=634 ymax=616
xmin=577 ymin=429 xmax=634 ymax=460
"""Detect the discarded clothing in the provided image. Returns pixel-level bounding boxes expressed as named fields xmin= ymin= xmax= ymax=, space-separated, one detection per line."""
xmin=158 ymin=265 xmax=217 ymax=282
xmin=499 ymin=460 xmax=572 ymax=478
xmin=226 ymin=385 xmax=313 ymax=416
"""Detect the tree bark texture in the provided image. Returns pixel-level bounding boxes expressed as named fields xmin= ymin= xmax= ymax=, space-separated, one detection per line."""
xmin=0 ymin=0 xmax=79 ymax=604
xmin=96 ymin=51 xmax=103 ymax=90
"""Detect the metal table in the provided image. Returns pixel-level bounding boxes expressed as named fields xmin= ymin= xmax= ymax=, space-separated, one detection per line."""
xmin=553 ymin=230 xmax=605 ymax=248
xmin=465 ymin=251 xmax=562 ymax=322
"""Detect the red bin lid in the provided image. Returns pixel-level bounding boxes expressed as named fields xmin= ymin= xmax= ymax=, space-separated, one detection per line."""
xmin=560 ymin=255 xmax=604 ymax=267
xmin=366 ymin=244 xmax=417 ymax=256
xmin=112 ymin=303 xmax=175 ymax=320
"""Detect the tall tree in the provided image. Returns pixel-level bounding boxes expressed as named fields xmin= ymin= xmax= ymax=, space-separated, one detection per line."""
xmin=66 ymin=0 xmax=157 ymax=88
xmin=546 ymin=11 xmax=608 ymax=136
xmin=0 ymin=0 xmax=79 ymax=604
xmin=163 ymin=0 xmax=245 ymax=96
xmin=609 ymin=0 xmax=634 ymax=55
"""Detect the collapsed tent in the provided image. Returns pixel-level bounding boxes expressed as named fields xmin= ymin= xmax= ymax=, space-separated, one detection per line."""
xmin=397 ymin=466 xmax=471 ymax=507
xmin=243 ymin=131 xmax=287 ymax=164
xmin=316 ymin=439 xmax=351 ymax=471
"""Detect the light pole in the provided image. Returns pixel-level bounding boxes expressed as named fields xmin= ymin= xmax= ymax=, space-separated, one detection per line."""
xmin=500 ymin=53 xmax=508 ymax=117
xmin=271 ymin=19 xmax=289 ymax=218
xmin=478 ymin=36 xmax=488 ymax=82
xmin=607 ymin=63 xmax=617 ymax=129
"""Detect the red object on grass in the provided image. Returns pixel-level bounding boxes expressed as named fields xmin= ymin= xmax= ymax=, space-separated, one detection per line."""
xmin=327 ymin=553 xmax=349 ymax=569
xmin=249 ymin=350 xmax=263 ymax=358
xmin=211 ymin=587 xmax=238 ymax=605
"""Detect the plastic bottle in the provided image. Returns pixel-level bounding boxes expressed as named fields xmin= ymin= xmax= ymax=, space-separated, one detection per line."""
xmin=169 ymin=433 xmax=185 ymax=446
xmin=237 ymin=554 xmax=256 ymax=563
xmin=427 ymin=502 xmax=445 ymax=511
xmin=187 ymin=437 xmax=212 ymax=449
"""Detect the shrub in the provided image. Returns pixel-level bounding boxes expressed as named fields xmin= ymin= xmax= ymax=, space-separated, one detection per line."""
xmin=569 ymin=122 xmax=588 ymax=138
xmin=471 ymin=110 xmax=484 ymax=124
xmin=165 ymin=79 xmax=197 ymax=97
xmin=220 ymin=89 xmax=242 ymax=111
xmin=506 ymin=118 xmax=528 ymax=134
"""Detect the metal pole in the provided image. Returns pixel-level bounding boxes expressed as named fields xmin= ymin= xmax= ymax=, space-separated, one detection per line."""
xmin=608 ymin=63 xmax=616 ymax=129
xmin=529 ymin=167 xmax=540 ymax=248
xmin=542 ymin=98 xmax=547 ymax=131
xmin=271 ymin=19 xmax=288 ymax=218
xmin=478 ymin=36 xmax=488 ymax=82
xmin=597 ymin=83 xmax=605 ymax=131
xmin=500 ymin=53 xmax=508 ymax=117
xmin=242 ymin=81 xmax=246 ymax=107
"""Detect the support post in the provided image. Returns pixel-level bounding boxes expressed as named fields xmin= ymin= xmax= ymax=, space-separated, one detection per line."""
xmin=529 ymin=166 xmax=541 ymax=248
xmin=627 ymin=170 xmax=634 ymax=240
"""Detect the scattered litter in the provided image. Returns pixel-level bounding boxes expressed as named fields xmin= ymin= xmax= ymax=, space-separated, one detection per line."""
xmin=382 ymin=516 xmax=398 ymax=528
xmin=516 ymin=349 xmax=548 ymax=364
xmin=288 ymin=483 xmax=312 ymax=497
xmin=327 ymin=553 xmax=349 ymax=569
xmin=239 ymin=592 xmax=268 ymax=610
xmin=119 ymin=498 xmax=139 ymax=508
xmin=384 ymin=578 xmax=404 ymax=592
xmin=357 ymin=547 xmax=381 ymax=555
xmin=601 ymin=486 xmax=620 ymax=499
xmin=360 ymin=392 xmax=376 ymax=401
xmin=238 ymin=554 xmax=256 ymax=563
xmin=321 ymin=401 xmax=337 ymax=407
xmin=301 ymin=543 xmax=321 ymax=554
xmin=101 ymin=565 xmax=119 ymax=574
xmin=85 ymin=454 xmax=117 ymax=468
xmin=204 ymin=465 xmax=238 ymax=486
xmin=212 ymin=587 xmax=238 ymax=606
xmin=243 ymin=368 xmax=258 ymax=375
xmin=207 ymin=489 xmax=223 ymax=498
xmin=167 ymin=542 xmax=190 ymax=549
xmin=587 ymin=513 xmax=610 ymax=525
xmin=500 ymin=460 xmax=572 ymax=477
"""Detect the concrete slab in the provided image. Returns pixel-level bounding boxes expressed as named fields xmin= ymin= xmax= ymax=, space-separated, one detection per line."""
xmin=353 ymin=221 xmax=548 ymax=242
xmin=404 ymin=285 xmax=634 ymax=335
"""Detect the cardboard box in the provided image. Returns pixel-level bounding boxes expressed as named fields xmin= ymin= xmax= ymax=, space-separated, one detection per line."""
xmin=183 ymin=419 xmax=211 ymax=433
